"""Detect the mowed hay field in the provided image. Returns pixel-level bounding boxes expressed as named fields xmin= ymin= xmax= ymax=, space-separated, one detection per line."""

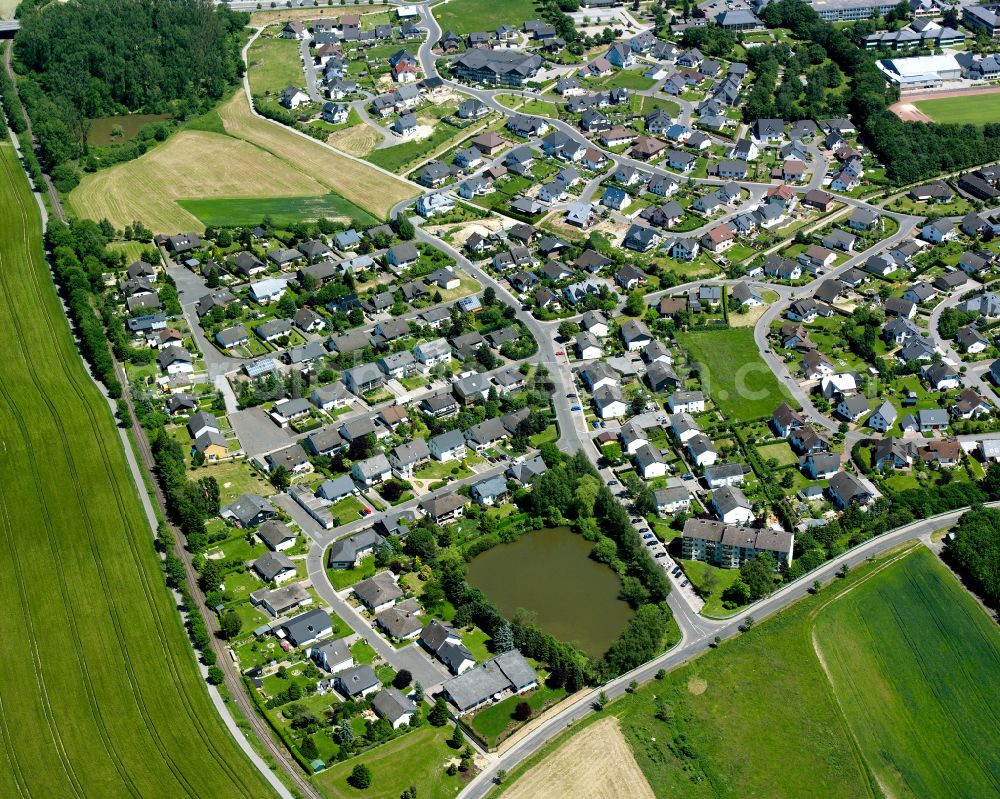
xmin=502 ymin=718 xmax=655 ymax=799
xmin=913 ymin=93 xmax=1000 ymax=125
xmin=813 ymin=547 xmax=1000 ymax=799
xmin=68 ymin=128 xmax=325 ymax=231
xmin=217 ymin=92 xmax=417 ymax=217
xmin=0 ymin=143 xmax=275 ymax=797
xmin=69 ymin=91 xmax=417 ymax=230
xmin=247 ymin=35 xmax=303 ymax=97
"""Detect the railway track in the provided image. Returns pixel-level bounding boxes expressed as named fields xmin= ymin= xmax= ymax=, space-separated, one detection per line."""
xmin=115 ymin=361 xmax=321 ymax=799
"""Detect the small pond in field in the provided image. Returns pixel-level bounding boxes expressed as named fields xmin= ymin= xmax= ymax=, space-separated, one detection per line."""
xmin=466 ymin=526 xmax=633 ymax=657
xmin=87 ymin=113 xmax=172 ymax=146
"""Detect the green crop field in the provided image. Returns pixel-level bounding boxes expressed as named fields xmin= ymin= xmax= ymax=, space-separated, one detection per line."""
xmin=0 ymin=143 xmax=275 ymax=797
xmin=433 ymin=0 xmax=539 ymax=34
xmin=676 ymin=327 xmax=794 ymax=421
xmin=178 ymin=193 xmax=378 ymax=227
xmin=814 ymin=547 xmax=1000 ymax=799
xmin=914 ymin=93 xmax=1000 ymax=126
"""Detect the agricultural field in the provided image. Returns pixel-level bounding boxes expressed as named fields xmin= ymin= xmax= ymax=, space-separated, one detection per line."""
xmin=217 ymin=92 xmax=416 ymax=218
xmin=247 ymin=34 xmax=304 ymax=98
xmin=68 ymin=129 xmax=327 ymax=231
xmin=178 ymin=193 xmax=378 ymax=228
xmin=498 ymin=545 xmax=1000 ymax=799
xmin=433 ymin=0 xmax=539 ymax=34
xmin=676 ymin=327 xmax=794 ymax=421
xmin=502 ymin=717 xmax=654 ymax=799
xmin=69 ymin=91 xmax=417 ymax=230
xmin=0 ymin=143 xmax=275 ymax=797
xmin=813 ymin=547 xmax=1000 ymax=799
xmin=914 ymin=93 xmax=1000 ymax=126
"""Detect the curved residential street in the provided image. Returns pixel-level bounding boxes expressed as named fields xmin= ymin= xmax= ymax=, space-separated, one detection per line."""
xmin=215 ymin=6 xmax=1000 ymax=794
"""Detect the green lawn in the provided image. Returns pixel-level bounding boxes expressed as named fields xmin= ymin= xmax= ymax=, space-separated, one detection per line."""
xmin=366 ymin=121 xmax=466 ymax=173
xmin=247 ymin=35 xmax=304 ymax=98
xmin=679 ymin=559 xmax=744 ymax=617
xmin=518 ymin=98 xmax=559 ymax=118
xmin=326 ymin=554 xmax=377 ymax=590
xmin=914 ymin=94 xmax=1000 ymax=126
xmin=470 ymin=685 xmax=567 ymax=748
xmin=313 ymin=723 xmax=464 ymax=799
xmin=0 ymin=142 xmax=276 ymax=797
xmin=756 ymin=440 xmax=798 ymax=466
xmin=676 ymin=327 xmax=794 ymax=421
xmin=328 ymin=495 xmax=366 ymax=526
xmin=813 ymin=547 xmax=1000 ymax=799
xmin=197 ymin=459 xmax=275 ymax=504
xmin=433 ymin=0 xmax=539 ymax=33
xmin=177 ymin=193 xmax=378 ymax=228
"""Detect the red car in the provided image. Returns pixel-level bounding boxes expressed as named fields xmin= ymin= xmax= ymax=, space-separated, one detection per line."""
xmin=555 ymin=350 xmax=564 ymax=356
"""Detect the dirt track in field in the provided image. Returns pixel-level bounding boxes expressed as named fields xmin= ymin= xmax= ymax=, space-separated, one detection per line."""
xmin=501 ymin=717 xmax=655 ymax=799
xmin=890 ymin=86 xmax=1000 ymax=122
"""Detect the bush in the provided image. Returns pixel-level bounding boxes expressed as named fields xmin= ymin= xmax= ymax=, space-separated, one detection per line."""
xmin=206 ymin=666 xmax=225 ymax=685
xmin=513 ymin=702 xmax=532 ymax=721
xmin=348 ymin=764 xmax=372 ymax=789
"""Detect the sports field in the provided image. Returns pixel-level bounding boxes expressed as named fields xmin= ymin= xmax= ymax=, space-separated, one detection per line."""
xmin=814 ymin=547 xmax=1000 ymax=799
xmin=69 ymin=91 xmax=417 ymax=230
xmin=178 ymin=193 xmax=378 ymax=228
xmin=676 ymin=327 xmax=794 ymax=421
xmin=913 ymin=92 xmax=1000 ymax=125
xmin=0 ymin=143 xmax=275 ymax=797
xmin=433 ymin=0 xmax=539 ymax=34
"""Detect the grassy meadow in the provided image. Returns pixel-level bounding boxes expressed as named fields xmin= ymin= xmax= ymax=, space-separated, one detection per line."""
xmin=499 ymin=544 xmax=1000 ymax=799
xmin=178 ymin=193 xmax=378 ymax=228
xmin=814 ymin=547 xmax=1000 ymax=799
xmin=0 ymin=143 xmax=275 ymax=797
xmin=432 ymin=0 xmax=539 ymax=34
xmin=247 ymin=34 xmax=304 ymax=98
xmin=676 ymin=327 xmax=794 ymax=421
xmin=313 ymin=724 xmax=465 ymax=799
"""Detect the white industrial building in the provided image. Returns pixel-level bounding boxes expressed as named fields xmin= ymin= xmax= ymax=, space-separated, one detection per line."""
xmin=878 ymin=54 xmax=962 ymax=88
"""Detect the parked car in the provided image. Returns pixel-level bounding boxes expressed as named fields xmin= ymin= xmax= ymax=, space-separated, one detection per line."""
xmin=571 ymin=405 xmax=582 ymax=411
xmin=655 ymin=552 xmax=666 ymax=558
xmin=642 ymin=533 xmax=654 ymax=539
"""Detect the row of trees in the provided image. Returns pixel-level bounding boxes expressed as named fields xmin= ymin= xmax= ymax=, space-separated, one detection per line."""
xmin=45 ymin=219 xmax=123 ymax=396
xmin=151 ymin=427 xmax=222 ymax=553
